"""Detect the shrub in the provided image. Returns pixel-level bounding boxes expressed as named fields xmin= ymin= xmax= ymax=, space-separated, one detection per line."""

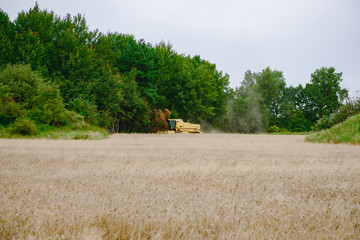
xmin=266 ymin=125 xmax=280 ymax=133
xmin=0 ymin=83 xmax=27 ymax=126
xmin=314 ymin=97 xmax=360 ymax=131
xmin=313 ymin=115 xmax=334 ymax=131
xmin=30 ymin=86 xmax=69 ymax=126
xmin=65 ymin=110 xmax=84 ymax=126
xmin=0 ymin=64 xmax=44 ymax=107
xmin=11 ymin=118 xmax=37 ymax=135
xmin=0 ymin=98 xmax=26 ymax=126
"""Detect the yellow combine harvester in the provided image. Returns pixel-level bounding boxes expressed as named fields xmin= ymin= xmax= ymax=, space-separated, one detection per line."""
xmin=158 ymin=119 xmax=201 ymax=134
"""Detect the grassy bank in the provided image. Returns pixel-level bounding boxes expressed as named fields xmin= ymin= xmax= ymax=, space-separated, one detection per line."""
xmin=0 ymin=124 xmax=109 ymax=140
xmin=306 ymin=114 xmax=360 ymax=145
xmin=267 ymin=131 xmax=309 ymax=135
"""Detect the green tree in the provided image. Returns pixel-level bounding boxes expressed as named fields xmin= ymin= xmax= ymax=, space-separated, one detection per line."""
xmin=225 ymin=71 xmax=264 ymax=133
xmin=12 ymin=3 xmax=56 ymax=75
xmin=50 ymin=13 xmax=98 ymax=101
xmin=275 ymin=85 xmax=310 ymax=130
xmin=303 ymin=67 xmax=345 ymax=123
xmin=113 ymin=34 xmax=162 ymax=106
xmin=67 ymin=98 xmax=99 ymax=126
xmin=255 ymin=67 xmax=286 ymax=126
xmin=242 ymin=70 xmax=257 ymax=88
xmin=0 ymin=4 xmax=233 ymax=133
xmin=155 ymin=46 xmax=230 ymax=125
xmin=0 ymin=10 xmax=14 ymax=66
xmin=288 ymin=109 xmax=311 ymax=132
xmin=114 ymin=70 xmax=149 ymax=133
xmin=91 ymin=75 xmax=122 ymax=114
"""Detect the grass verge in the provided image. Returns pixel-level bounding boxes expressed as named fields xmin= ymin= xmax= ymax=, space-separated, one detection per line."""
xmin=0 ymin=124 xmax=109 ymax=140
xmin=306 ymin=114 xmax=360 ymax=145
xmin=267 ymin=132 xmax=309 ymax=135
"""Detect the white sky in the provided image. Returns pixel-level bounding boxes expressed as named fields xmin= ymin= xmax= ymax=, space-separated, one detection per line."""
xmin=2 ymin=0 xmax=360 ymax=96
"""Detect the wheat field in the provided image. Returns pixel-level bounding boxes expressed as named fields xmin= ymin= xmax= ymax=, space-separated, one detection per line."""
xmin=0 ymin=134 xmax=360 ymax=239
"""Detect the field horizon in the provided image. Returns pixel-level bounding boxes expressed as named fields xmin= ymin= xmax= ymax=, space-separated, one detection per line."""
xmin=1 ymin=134 xmax=359 ymax=239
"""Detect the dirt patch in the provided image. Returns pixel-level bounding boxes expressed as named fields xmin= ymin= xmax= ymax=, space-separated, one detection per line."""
xmin=1 ymin=134 xmax=359 ymax=239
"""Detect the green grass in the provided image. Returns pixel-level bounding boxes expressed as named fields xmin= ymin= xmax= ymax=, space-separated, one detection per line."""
xmin=306 ymin=114 xmax=360 ymax=145
xmin=266 ymin=131 xmax=310 ymax=135
xmin=0 ymin=124 xmax=109 ymax=140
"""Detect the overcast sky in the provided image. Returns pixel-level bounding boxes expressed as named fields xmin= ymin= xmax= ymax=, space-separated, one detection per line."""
xmin=2 ymin=0 xmax=360 ymax=96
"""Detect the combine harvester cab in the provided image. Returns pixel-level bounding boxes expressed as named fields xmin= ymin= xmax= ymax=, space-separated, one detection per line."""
xmin=161 ymin=119 xmax=201 ymax=134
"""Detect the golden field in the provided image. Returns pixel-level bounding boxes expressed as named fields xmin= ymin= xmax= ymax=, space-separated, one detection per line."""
xmin=1 ymin=134 xmax=360 ymax=239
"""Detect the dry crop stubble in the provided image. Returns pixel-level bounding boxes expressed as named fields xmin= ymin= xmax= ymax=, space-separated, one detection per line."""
xmin=0 ymin=134 xmax=360 ymax=239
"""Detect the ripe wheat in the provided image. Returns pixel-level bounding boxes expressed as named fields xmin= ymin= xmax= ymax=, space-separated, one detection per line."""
xmin=0 ymin=134 xmax=359 ymax=239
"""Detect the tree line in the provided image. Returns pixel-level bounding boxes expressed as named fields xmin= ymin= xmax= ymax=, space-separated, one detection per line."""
xmin=225 ymin=67 xmax=350 ymax=133
xmin=0 ymin=4 xmax=354 ymax=134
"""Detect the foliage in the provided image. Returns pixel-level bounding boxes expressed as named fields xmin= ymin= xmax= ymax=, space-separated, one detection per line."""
xmin=0 ymin=123 xmax=108 ymax=140
xmin=0 ymin=64 xmax=44 ymax=107
xmin=256 ymin=67 xmax=286 ymax=125
xmin=306 ymin=114 xmax=360 ymax=145
xmin=0 ymin=64 xmax=85 ymax=137
xmin=265 ymin=125 xmax=287 ymax=133
xmin=67 ymin=98 xmax=100 ymax=126
xmin=30 ymin=86 xmax=68 ymax=126
xmin=225 ymin=83 xmax=264 ymax=133
xmin=303 ymin=67 xmax=346 ymax=123
xmin=266 ymin=125 xmax=281 ymax=133
xmin=116 ymin=70 xmax=150 ymax=133
xmin=0 ymin=4 xmax=355 ymax=134
xmin=225 ymin=68 xmax=286 ymax=133
xmin=0 ymin=100 xmax=25 ymax=126
xmin=0 ymin=10 xmax=14 ymax=66
xmin=0 ymin=4 xmax=232 ymax=133
xmin=313 ymin=95 xmax=360 ymax=131
xmin=35 ymin=124 xmax=108 ymax=140
xmin=0 ymin=83 xmax=26 ymax=126
xmin=11 ymin=118 xmax=38 ymax=135
xmin=288 ymin=109 xmax=311 ymax=132
xmin=226 ymin=66 xmax=347 ymax=133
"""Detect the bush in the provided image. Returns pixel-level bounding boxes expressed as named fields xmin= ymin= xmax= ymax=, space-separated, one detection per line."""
xmin=0 ymin=64 xmax=44 ymax=107
xmin=11 ymin=118 xmax=37 ymax=135
xmin=314 ymin=97 xmax=360 ymax=131
xmin=266 ymin=125 xmax=280 ymax=133
xmin=0 ymin=83 xmax=24 ymax=126
xmin=0 ymin=99 xmax=26 ymax=126
xmin=65 ymin=110 xmax=84 ymax=126
xmin=30 ymin=86 xmax=71 ymax=127
xmin=313 ymin=115 xmax=334 ymax=131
